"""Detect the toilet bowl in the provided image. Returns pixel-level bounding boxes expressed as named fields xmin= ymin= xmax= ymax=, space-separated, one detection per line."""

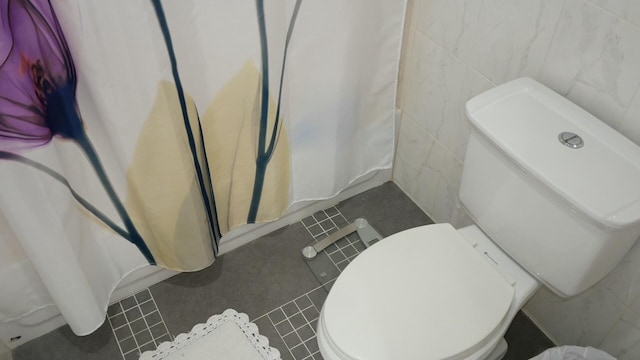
xmin=316 ymin=78 xmax=640 ymax=360
xmin=317 ymin=225 xmax=538 ymax=360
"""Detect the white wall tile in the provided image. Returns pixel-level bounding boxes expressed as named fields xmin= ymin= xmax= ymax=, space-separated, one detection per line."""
xmin=395 ymin=112 xmax=434 ymax=171
xmin=599 ymin=308 xmax=640 ymax=360
xmin=436 ymin=68 xmax=494 ymax=160
xmin=415 ymin=0 xmax=481 ymax=56
xmin=540 ymin=0 xmax=640 ymax=128
xmin=396 ymin=160 xmax=441 ymax=218
xmin=418 ymin=0 xmax=564 ymax=84
xmin=403 ymin=34 xmax=466 ymax=137
xmin=421 ymin=140 xmax=463 ymax=223
xmin=617 ymin=87 xmax=640 ymax=146
xmin=393 ymin=156 xmax=427 ymax=210
xmin=402 ymin=32 xmax=494 ymax=160
xmin=525 ymin=286 xmax=626 ymax=346
xmin=458 ymin=0 xmax=565 ymax=84
xmin=393 ymin=113 xmax=440 ymax=215
xmin=590 ymin=0 xmax=640 ymax=28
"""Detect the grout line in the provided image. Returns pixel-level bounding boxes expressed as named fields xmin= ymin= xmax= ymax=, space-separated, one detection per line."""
xmin=106 ymin=305 xmax=127 ymax=360
xmin=108 ymin=288 xmax=174 ymax=359
xmin=148 ymin=289 xmax=173 ymax=342
xmin=266 ymin=311 xmax=297 ymax=360
xmin=255 ymin=284 xmax=329 ymax=359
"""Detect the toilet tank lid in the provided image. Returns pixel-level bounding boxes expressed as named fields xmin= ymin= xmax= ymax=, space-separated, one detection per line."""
xmin=466 ymin=78 xmax=640 ymax=230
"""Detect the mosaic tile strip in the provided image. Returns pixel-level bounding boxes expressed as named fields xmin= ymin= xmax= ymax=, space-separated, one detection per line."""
xmin=107 ymin=288 xmax=172 ymax=360
xmin=254 ymin=285 xmax=329 ymax=360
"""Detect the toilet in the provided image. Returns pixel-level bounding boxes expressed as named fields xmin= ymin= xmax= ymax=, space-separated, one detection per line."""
xmin=316 ymin=78 xmax=640 ymax=360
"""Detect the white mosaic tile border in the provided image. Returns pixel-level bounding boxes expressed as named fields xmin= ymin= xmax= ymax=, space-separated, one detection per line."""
xmin=107 ymin=289 xmax=172 ymax=360
xmin=254 ymin=284 xmax=328 ymax=360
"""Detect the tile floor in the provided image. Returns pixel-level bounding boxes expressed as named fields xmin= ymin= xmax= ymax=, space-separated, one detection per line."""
xmin=12 ymin=182 xmax=554 ymax=360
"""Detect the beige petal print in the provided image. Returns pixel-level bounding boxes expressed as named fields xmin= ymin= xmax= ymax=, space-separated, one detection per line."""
xmin=126 ymin=80 xmax=214 ymax=271
xmin=201 ymin=60 xmax=290 ymax=234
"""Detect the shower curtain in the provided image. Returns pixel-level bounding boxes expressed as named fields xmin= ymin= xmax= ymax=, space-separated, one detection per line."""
xmin=0 ymin=0 xmax=405 ymax=335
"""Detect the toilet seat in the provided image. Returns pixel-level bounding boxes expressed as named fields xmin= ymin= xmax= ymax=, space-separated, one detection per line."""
xmin=319 ymin=224 xmax=515 ymax=360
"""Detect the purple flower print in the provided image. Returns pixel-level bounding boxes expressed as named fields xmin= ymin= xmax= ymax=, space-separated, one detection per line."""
xmin=0 ymin=0 xmax=82 ymax=150
xmin=0 ymin=0 xmax=155 ymax=264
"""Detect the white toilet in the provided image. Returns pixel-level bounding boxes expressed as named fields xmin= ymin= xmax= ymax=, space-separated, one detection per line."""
xmin=316 ymin=78 xmax=640 ymax=360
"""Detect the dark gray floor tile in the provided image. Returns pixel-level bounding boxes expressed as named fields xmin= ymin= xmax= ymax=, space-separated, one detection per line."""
xmin=282 ymin=301 xmax=299 ymax=317
xmin=318 ymin=219 xmax=334 ymax=232
xmin=124 ymin=307 xmax=142 ymax=322
xmin=290 ymin=343 xmax=310 ymax=359
xmin=301 ymin=216 xmax=316 ymax=228
xmin=120 ymin=296 xmax=137 ymax=310
xmin=295 ymin=296 xmax=312 ymax=310
xmin=13 ymin=321 xmax=120 ymax=360
xmin=135 ymin=290 xmax=152 ymax=303
xmin=325 ymin=207 xmax=339 ymax=217
xmin=283 ymin=332 xmax=302 ymax=348
xmin=297 ymin=325 xmax=314 ymax=342
xmin=305 ymin=337 xmax=320 ymax=354
xmin=150 ymin=222 xmax=321 ymax=336
xmin=337 ymin=181 xmax=433 ymax=237
xmin=504 ymin=311 xmax=555 ymax=359
xmin=336 ymin=261 xmax=349 ymax=271
xmin=144 ymin=311 xmax=162 ymax=326
xmin=129 ymin=318 xmax=147 ymax=334
xmin=134 ymin=329 xmax=152 ymax=346
xmin=107 ymin=303 xmax=122 ymax=317
xmin=302 ymin=307 xmax=319 ymax=323
xmin=149 ymin=323 xmax=167 ymax=339
xmin=328 ymin=250 xmax=346 ymax=263
xmin=253 ymin=316 xmax=290 ymax=360
xmin=341 ymin=245 xmax=358 ymax=258
xmin=119 ymin=336 xmax=137 ymax=353
xmin=110 ymin=313 xmax=127 ymax=328
xmin=268 ymin=308 xmax=286 ymax=324
xmin=281 ymin=349 xmax=295 ymax=360
xmin=139 ymin=300 xmax=156 ymax=315
xmin=114 ymin=324 xmax=132 ymax=340
xmin=289 ymin=313 xmax=306 ymax=329
xmin=307 ymin=224 xmax=323 ymax=237
xmin=307 ymin=287 xmax=328 ymax=310
xmin=275 ymin=320 xmax=294 ymax=336
xmin=124 ymin=351 xmax=140 ymax=360
xmin=314 ymin=212 xmax=328 ymax=222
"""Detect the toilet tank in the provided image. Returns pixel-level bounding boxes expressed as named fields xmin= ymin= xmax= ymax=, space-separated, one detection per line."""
xmin=459 ymin=78 xmax=640 ymax=297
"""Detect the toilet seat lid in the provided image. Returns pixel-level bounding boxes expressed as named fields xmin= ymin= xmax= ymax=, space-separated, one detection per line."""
xmin=322 ymin=223 xmax=515 ymax=360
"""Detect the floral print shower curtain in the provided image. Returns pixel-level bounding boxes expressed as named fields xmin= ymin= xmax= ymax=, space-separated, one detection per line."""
xmin=0 ymin=0 xmax=404 ymax=334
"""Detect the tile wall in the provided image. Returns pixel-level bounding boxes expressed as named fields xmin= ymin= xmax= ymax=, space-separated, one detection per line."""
xmin=393 ymin=0 xmax=640 ymax=358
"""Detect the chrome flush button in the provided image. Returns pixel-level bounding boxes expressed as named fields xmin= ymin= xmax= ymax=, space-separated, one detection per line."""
xmin=558 ymin=131 xmax=583 ymax=149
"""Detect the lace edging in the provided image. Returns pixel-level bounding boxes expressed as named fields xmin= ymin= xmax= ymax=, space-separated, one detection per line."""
xmin=139 ymin=309 xmax=281 ymax=360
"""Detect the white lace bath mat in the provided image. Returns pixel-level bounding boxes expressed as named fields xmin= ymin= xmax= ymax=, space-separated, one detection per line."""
xmin=139 ymin=309 xmax=281 ymax=360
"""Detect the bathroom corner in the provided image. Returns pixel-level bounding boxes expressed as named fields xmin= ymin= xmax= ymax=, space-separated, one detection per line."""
xmin=395 ymin=0 xmax=640 ymax=358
